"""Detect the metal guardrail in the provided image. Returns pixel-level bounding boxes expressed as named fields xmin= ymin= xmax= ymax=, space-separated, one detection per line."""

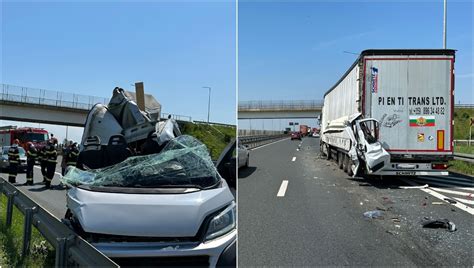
xmin=162 ymin=113 xmax=192 ymax=122
xmin=455 ymin=104 xmax=474 ymax=108
xmin=1 ymin=84 xmax=108 ymax=111
xmin=238 ymin=100 xmax=323 ymax=111
xmin=194 ymin=120 xmax=236 ymax=128
xmin=454 ymin=140 xmax=474 ymax=146
xmin=0 ymin=177 xmax=118 ymax=267
xmin=454 ymin=153 xmax=474 ymax=159
xmin=239 ymin=134 xmax=288 ymax=149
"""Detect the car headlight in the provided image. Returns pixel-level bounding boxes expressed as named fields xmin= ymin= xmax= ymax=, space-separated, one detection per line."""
xmin=205 ymin=201 xmax=236 ymax=241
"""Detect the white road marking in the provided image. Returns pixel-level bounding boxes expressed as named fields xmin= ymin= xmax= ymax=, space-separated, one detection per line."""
xmin=250 ymin=138 xmax=290 ymax=151
xmin=453 ymin=197 xmax=474 ymax=205
xmin=401 ymin=178 xmax=474 ymax=216
xmin=34 ymin=166 xmax=62 ymax=177
xmin=416 ymin=176 xmax=474 ymax=187
xmin=429 ymin=187 xmax=474 ymax=197
xmin=277 ymin=180 xmax=289 ymax=197
xmin=292 ymin=157 xmax=296 ymax=162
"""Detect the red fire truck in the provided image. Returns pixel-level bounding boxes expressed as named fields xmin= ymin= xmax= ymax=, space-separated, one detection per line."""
xmin=0 ymin=126 xmax=49 ymax=150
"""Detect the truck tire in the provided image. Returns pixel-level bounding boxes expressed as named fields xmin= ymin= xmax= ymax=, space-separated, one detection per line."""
xmin=342 ymin=154 xmax=349 ymax=174
xmin=338 ymin=152 xmax=344 ymax=169
xmin=347 ymin=158 xmax=354 ymax=177
xmin=326 ymin=145 xmax=331 ymax=160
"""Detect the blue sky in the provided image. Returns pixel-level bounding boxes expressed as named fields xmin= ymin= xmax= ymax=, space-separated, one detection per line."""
xmin=238 ymin=0 xmax=473 ymax=130
xmin=1 ymin=1 xmax=236 ymax=142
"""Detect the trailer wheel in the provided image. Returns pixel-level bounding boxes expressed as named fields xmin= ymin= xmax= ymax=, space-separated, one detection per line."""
xmin=343 ymin=154 xmax=351 ymax=175
xmin=338 ymin=152 xmax=344 ymax=169
xmin=347 ymin=156 xmax=354 ymax=177
xmin=325 ymin=145 xmax=331 ymax=160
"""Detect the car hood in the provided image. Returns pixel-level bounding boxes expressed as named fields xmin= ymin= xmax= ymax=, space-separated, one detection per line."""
xmin=67 ymin=181 xmax=234 ymax=237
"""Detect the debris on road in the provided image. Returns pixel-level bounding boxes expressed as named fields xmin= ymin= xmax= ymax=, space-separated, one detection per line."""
xmin=421 ymin=219 xmax=457 ymax=232
xmin=399 ymin=184 xmax=429 ymax=189
xmin=444 ymin=198 xmax=457 ymax=204
xmin=386 ymin=230 xmax=399 ymax=235
xmin=363 ymin=210 xmax=384 ymax=219
xmin=382 ymin=196 xmax=394 ymax=204
xmin=391 ymin=217 xmax=401 ymax=223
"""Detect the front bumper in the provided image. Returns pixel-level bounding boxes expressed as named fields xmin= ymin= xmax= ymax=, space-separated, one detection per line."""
xmin=92 ymin=229 xmax=236 ymax=267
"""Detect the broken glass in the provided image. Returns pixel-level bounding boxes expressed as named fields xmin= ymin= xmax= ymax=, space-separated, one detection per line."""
xmin=61 ymin=135 xmax=220 ymax=189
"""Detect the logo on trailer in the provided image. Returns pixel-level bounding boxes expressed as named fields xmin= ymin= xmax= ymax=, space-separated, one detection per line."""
xmin=370 ymin=67 xmax=378 ymax=93
xmin=417 ymin=133 xmax=425 ymax=142
xmin=409 ymin=116 xmax=435 ymax=127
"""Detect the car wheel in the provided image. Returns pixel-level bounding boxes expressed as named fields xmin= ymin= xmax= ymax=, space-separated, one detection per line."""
xmin=245 ymin=154 xmax=249 ymax=167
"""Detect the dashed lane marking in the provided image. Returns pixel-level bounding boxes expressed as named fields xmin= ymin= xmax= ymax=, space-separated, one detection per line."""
xmin=250 ymin=138 xmax=290 ymax=151
xmin=292 ymin=157 xmax=296 ymax=162
xmin=277 ymin=180 xmax=289 ymax=197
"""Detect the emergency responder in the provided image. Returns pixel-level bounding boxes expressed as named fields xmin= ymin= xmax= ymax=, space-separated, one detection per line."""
xmin=7 ymin=139 xmax=20 ymax=183
xmin=44 ymin=138 xmax=58 ymax=188
xmin=65 ymin=142 xmax=79 ymax=170
xmin=61 ymin=142 xmax=70 ymax=176
xmin=24 ymin=142 xmax=37 ymax=186
xmin=39 ymin=145 xmax=48 ymax=183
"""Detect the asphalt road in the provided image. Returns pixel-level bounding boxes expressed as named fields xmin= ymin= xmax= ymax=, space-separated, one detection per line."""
xmin=238 ymin=137 xmax=474 ymax=266
xmin=0 ymin=156 xmax=67 ymax=218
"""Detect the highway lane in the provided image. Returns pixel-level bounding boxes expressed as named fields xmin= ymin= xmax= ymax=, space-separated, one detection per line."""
xmin=238 ymin=137 xmax=473 ymax=266
xmin=0 ymin=156 xmax=67 ymax=218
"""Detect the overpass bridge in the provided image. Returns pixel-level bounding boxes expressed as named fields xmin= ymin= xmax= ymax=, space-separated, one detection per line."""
xmin=238 ymin=100 xmax=323 ymax=119
xmin=0 ymin=84 xmax=108 ymax=127
xmin=0 ymin=84 xmax=191 ymax=127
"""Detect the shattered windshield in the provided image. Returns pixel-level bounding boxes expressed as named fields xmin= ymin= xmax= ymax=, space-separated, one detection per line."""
xmin=61 ymin=135 xmax=220 ymax=188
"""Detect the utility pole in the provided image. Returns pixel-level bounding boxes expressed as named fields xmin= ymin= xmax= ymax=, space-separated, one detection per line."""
xmin=202 ymin=87 xmax=211 ymax=124
xmin=443 ymin=0 xmax=447 ymax=48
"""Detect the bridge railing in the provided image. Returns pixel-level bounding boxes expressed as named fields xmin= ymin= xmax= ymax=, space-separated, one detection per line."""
xmin=238 ymin=100 xmax=323 ymax=111
xmin=0 ymin=177 xmax=118 ymax=267
xmin=1 ymin=84 xmax=108 ymax=111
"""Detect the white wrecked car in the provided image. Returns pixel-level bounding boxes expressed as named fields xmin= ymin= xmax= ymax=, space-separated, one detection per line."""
xmin=62 ymin=87 xmax=236 ymax=267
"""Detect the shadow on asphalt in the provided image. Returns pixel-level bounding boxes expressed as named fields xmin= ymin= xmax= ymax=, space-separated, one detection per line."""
xmin=238 ymin=166 xmax=257 ymax=179
xmin=347 ymin=176 xmax=413 ymax=190
xmin=28 ymin=185 xmax=66 ymax=192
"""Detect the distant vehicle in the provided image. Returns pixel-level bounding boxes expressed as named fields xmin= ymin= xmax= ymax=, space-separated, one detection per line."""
xmin=238 ymin=143 xmax=250 ymax=168
xmin=0 ymin=146 xmax=27 ymax=172
xmin=291 ymin=132 xmax=302 ymax=140
xmin=0 ymin=126 xmax=49 ymax=151
xmin=63 ymin=87 xmax=236 ymax=267
xmin=321 ymin=49 xmax=454 ymax=176
xmin=299 ymin=125 xmax=308 ymax=136
xmin=312 ymin=132 xmax=320 ymax=138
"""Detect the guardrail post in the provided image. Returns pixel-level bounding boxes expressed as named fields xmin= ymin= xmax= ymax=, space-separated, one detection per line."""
xmin=6 ymin=190 xmax=17 ymax=227
xmin=22 ymin=206 xmax=37 ymax=256
xmin=55 ymin=235 xmax=74 ymax=267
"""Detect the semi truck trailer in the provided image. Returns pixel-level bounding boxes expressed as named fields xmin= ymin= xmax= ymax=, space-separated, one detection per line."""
xmin=320 ymin=49 xmax=455 ymax=176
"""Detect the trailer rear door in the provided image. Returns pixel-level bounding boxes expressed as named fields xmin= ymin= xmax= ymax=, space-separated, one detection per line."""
xmin=363 ymin=55 xmax=453 ymax=155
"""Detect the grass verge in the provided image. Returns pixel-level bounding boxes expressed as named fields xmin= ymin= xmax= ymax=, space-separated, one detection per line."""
xmin=179 ymin=122 xmax=236 ymax=160
xmin=454 ymin=145 xmax=474 ymax=155
xmin=0 ymin=194 xmax=55 ymax=267
xmin=448 ymin=160 xmax=474 ymax=176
